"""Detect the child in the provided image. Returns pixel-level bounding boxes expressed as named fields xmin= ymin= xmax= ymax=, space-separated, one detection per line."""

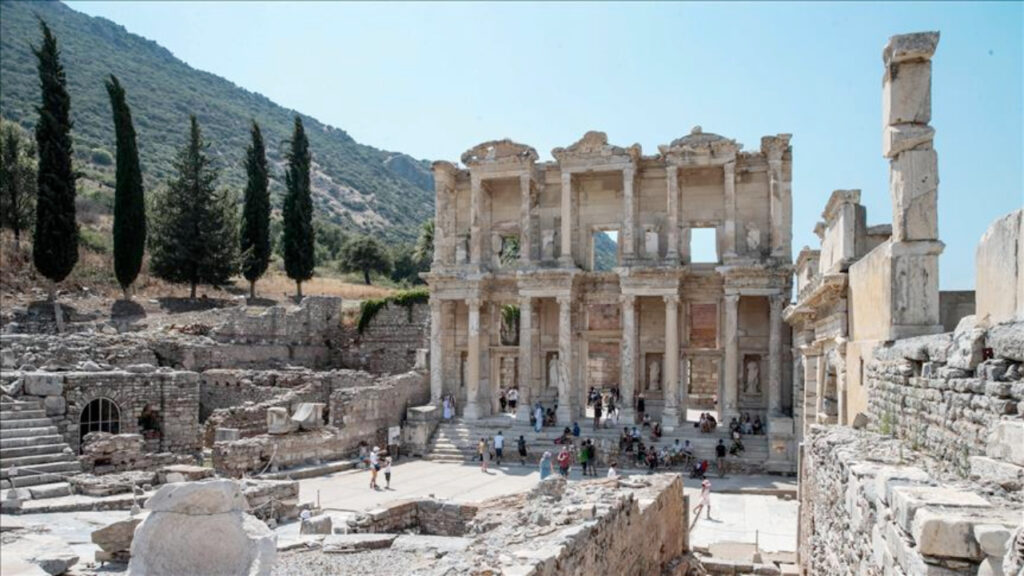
xmin=383 ymin=456 xmax=393 ymax=489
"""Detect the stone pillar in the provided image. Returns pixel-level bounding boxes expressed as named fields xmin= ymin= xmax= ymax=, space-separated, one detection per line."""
xmin=768 ymin=294 xmax=784 ymax=415
xmin=722 ymin=293 xmax=740 ymax=420
xmin=556 ymin=295 xmax=573 ymax=423
xmin=519 ymin=174 xmax=533 ymax=266
xmin=723 ymin=161 xmax=737 ymax=258
xmin=560 ymin=171 xmax=574 ymax=266
xmin=432 ymin=162 xmax=457 ymax=266
xmin=619 ymin=294 xmax=637 ymax=424
xmin=469 ymin=174 xmax=482 ymax=266
xmin=662 ymin=295 xmax=681 ymax=428
xmin=814 ymin=353 xmax=827 ymax=425
xmin=464 ymin=297 xmax=482 ymax=420
xmin=666 ymin=165 xmax=680 ymax=262
xmin=761 ymin=134 xmax=792 ymax=259
xmin=622 ymin=166 xmax=636 ymax=262
xmin=768 ymin=159 xmax=783 ymax=257
xmin=429 ymin=299 xmax=444 ymax=403
xmin=516 ymin=296 xmax=533 ymax=421
xmin=800 ymin=345 xmax=820 ymax=434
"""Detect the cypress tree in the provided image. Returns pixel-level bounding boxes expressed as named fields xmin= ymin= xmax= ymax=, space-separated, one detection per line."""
xmin=31 ymin=20 xmax=77 ymax=298
xmin=282 ymin=116 xmax=314 ymax=300
xmin=239 ymin=121 xmax=270 ymax=300
xmin=105 ymin=75 xmax=145 ymax=299
xmin=150 ymin=115 xmax=237 ymax=298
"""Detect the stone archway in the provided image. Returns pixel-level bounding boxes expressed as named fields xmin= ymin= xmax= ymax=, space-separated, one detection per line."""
xmin=79 ymin=397 xmax=122 ymax=451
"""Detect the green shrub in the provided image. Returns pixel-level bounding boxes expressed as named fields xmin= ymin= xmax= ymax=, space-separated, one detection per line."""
xmin=90 ymin=147 xmax=113 ymax=166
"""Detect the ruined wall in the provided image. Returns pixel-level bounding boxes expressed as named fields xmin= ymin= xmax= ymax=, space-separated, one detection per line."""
xmin=346 ymin=499 xmax=479 ymax=536
xmin=213 ymin=428 xmax=354 ymax=477
xmin=939 ymin=290 xmax=976 ymax=333
xmin=329 ymin=371 xmax=430 ymax=450
xmin=337 ymin=302 xmax=430 ymax=374
xmin=976 ymin=209 xmax=1024 ymax=325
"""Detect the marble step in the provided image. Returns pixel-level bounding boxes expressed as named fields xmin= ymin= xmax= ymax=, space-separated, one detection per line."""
xmin=0 ymin=426 xmax=60 ymax=440
xmin=1 ymin=451 xmax=75 ymax=469
xmin=1 ymin=459 xmax=80 ymax=479
xmin=0 ymin=409 xmax=49 ymax=421
xmin=0 ymin=417 xmax=55 ymax=430
xmin=0 ymin=443 xmax=69 ymax=459
xmin=0 ymin=434 xmax=67 ymax=450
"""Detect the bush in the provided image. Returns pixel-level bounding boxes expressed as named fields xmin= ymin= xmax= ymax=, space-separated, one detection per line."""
xmin=79 ymin=227 xmax=111 ymax=254
xmin=90 ymin=147 xmax=113 ymax=166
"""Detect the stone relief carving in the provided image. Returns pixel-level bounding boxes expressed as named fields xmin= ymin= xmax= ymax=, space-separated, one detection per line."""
xmin=743 ymin=355 xmax=761 ymax=395
xmin=542 ymin=230 xmax=558 ymax=261
xmin=456 ymin=235 xmax=470 ymax=264
xmin=547 ymin=353 xmax=561 ymax=389
xmin=746 ymin=223 xmax=761 ymax=253
xmin=648 ymin=359 xmax=661 ymax=391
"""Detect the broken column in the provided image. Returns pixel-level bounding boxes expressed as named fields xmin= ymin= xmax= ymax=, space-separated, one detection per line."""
xmin=883 ymin=31 xmax=944 ymax=338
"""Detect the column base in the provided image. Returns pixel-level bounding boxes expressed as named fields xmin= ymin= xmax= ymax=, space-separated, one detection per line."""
xmin=463 ymin=402 xmax=482 ymax=421
xmin=515 ymin=403 xmax=532 ymax=422
xmin=619 ymin=408 xmax=636 ymax=426
xmin=660 ymin=407 xmax=680 ymax=431
xmin=556 ymin=404 xmax=574 ymax=426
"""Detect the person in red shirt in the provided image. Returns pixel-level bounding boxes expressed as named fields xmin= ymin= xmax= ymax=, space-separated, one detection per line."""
xmin=556 ymin=446 xmax=571 ymax=477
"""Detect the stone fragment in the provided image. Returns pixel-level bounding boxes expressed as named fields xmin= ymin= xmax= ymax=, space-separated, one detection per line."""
xmin=158 ymin=464 xmax=213 ymax=484
xmin=92 ymin=515 xmax=144 ymax=554
xmin=215 ymin=428 xmax=241 ymax=442
xmin=300 ymin=514 xmax=332 ymax=535
xmin=290 ymin=402 xmax=325 ymax=430
xmin=890 ymin=486 xmax=990 ymax=533
xmin=987 ymin=421 xmax=1024 ymax=467
xmin=22 ymin=373 xmax=63 ymax=396
xmin=4 ymin=534 xmax=79 ymax=575
xmin=883 ymin=31 xmax=940 ymax=65
xmin=322 ymin=533 xmax=397 ymax=553
xmin=125 ymin=363 xmax=156 ymax=373
xmin=889 ymin=149 xmax=938 ymax=242
xmin=43 ymin=395 xmax=65 ymax=417
xmin=911 ymin=508 xmax=986 ymax=560
xmin=266 ymin=407 xmax=294 ymax=435
xmin=975 ymin=524 xmax=1013 ymax=557
xmin=883 ymin=123 xmax=934 ymax=159
xmin=969 ymin=456 xmax=1024 ymax=491
xmin=947 ymin=315 xmax=985 ymax=371
xmin=146 ymin=478 xmax=248 ymax=515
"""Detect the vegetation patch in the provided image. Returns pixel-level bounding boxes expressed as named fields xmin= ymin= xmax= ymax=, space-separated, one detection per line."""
xmin=358 ymin=287 xmax=429 ymax=334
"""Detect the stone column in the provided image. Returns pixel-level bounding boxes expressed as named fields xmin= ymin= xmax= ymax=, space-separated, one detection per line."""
xmin=560 ymin=171 xmax=574 ymax=266
xmin=469 ymin=174 xmax=482 ymax=266
xmin=519 ymin=174 xmax=533 ymax=266
xmin=723 ymin=161 xmax=737 ymax=258
xmin=815 ymin=353 xmax=827 ymax=425
xmin=768 ymin=294 xmax=784 ymax=415
xmin=665 ymin=165 xmax=680 ymax=262
xmin=620 ymin=294 xmax=637 ymax=424
xmin=429 ymin=298 xmax=444 ymax=403
xmin=464 ymin=297 xmax=482 ymax=420
xmin=722 ymin=293 xmax=740 ymax=420
xmin=556 ymin=295 xmax=573 ymax=423
xmin=622 ymin=166 xmax=636 ymax=262
xmin=800 ymin=345 xmax=820 ymax=434
xmin=662 ymin=295 xmax=681 ymax=428
xmin=516 ymin=296 xmax=533 ymax=421
xmin=432 ymin=163 xmax=456 ymax=266
xmin=768 ymin=159 xmax=783 ymax=257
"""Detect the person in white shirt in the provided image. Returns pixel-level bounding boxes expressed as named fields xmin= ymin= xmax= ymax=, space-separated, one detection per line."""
xmin=607 ymin=462 xmax=619 ymax=479
xmin=383 ymin=456 xmax=393 ymax=489
xmin=507 ymin=388 xmax=519 ymax=413
xmin=369 ymin=447 xmax=381 ymax=490
xmin=493 ymin=431 xmax=504 ymax=465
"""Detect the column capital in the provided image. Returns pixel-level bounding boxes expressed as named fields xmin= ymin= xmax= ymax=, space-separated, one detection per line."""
xmin=622 ymin=165 xmax=636 ymax=179
xmin=663 ymin=294 xmax=680 ymax=306
xmin=429 ymin=297 xmax=442 ymax=311
xmin=518 ymin=295 xmax=532 ymax=307
xmin=723 ymin=160 xmax=736 ymax=175
xmin=467 ymin=297 xmax=482 ymax=309
xmin=770 ymin=293 xmax=787 ymax=311
xmin=724 ymin=293 xmax=740 ymax=304
xmin=619 ymin=293 xmax=636 ymax=305
xmin=556 ymin=294 xmax=572 ymax=307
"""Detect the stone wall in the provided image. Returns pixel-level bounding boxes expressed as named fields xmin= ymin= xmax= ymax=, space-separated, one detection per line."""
xmin=329 ymin=371 xmax=431 ymax=450
xmin=799 ymin=425 xmax=1022 ymax=575
xmin=212 ymin=428 xmax=353 ymax=477
xmin=336 ymin=302 xmax=430 ymax=374
xmin=346 ymin=499 xmax=478 ymax=536
xmin=976 ymin=208 xmax=1024 ymax=325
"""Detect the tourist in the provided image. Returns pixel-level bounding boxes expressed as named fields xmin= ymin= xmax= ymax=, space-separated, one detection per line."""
xmin=572 ymin=421 xmax=580 ymax=437
xmin=730 ymin=428 xmax=745 ymax=455
xmin=641 ymin=412 xmax=652 ymax=429
xmin=508 ymin=387 xmax=518 ymax=413
xmin=619 ymin=428 xmax=631 ymax=453
xmin=690 ymin=459 xmax=708 ymax=479
xmin=544 ymin=407 xmax=556 ymax=427
xmin=631 ymin=426 xmax=641 ymax=441
xmin=517 ymin=434 xmax=527 ymax=465
xmin=715 ymin=439 xmax=727 ymax=477
xmin=556 ymin=446 xmax=571 ymax=477
xmin=636 ymin=392 xmax=646 ymax=423
xmin=691 ymin=479 xmax=713 ymax=524
xmin=539 ymin=451 xmax=554 ymax=480
xmin=383 ymin=456 xmax=392 ymax=489
xmin=753 ymin=416 xmax=763 ymax=435
xmin=534 ymin=403 xmax=544 ymax=432
xmin=607 ymin=461 xmax=619 ymax=479
xmin=443 ymin=394 xmax=453 ymax=421
xmin=742 ymin=413 xmax=753 ymax=435
xmin=578 ymin=439 xmax=589 ymax=475
xmin=369 ymin=446 xmax=381 ymax=490
xmin=606 ymin=393 xmax=617 ymax=426
xmin=481 ymin=438 xmax=491 ymax=472
xmin=707 ymin=413 xmax=718 ymax=432
xmin=682 ymin=440 xmax=694 ymax=464
xmin=584 ymin=440 xmax=596 ymax=476
xmin=729 ymin=416 xmax=740 ymax=434
xmin=499 ymin=389 xmax=507 ymax=413
xmin=651 ymin=421 xmax=663 ymax=439
xmin=477 ymin=437 xmax=486 ymax=462
xmin=593 ymin=395 xmax=603 ymax=430
xmin=646 ymin=446 xmax=658 ymax=474
xmin=494 ymin=431 xmax=504 ymax=465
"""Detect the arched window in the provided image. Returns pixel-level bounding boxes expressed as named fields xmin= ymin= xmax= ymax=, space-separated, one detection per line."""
xmin=79 ymin=398 xmax=121 ymax=449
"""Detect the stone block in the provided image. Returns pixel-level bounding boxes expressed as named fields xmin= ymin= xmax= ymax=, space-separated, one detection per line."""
xmin=267 ymin=407 xmax=293 ymax=435
xmin=299 ymin=514 xmax=332 ymax=535
xmin=889 ymin=149 xmax=938 ymax=242
xmin=216 ymin=428 xmax=241 ymax=443
xmin=322 ymin=533 xmax=397 ymax=553
xmin=22 ymin=373 xmax=63 ymax=397
xmin=987 ymin=420 xmax=1024 ymax=466
xmin=883 ymin=123 xmax=934 ymax=158
xmin=976 ymin=209 xmax=1023 ymax=325
xmin=290 ymin=402 xmax=325 ymax=431
xmin=890 ymin=486 xmax=990 ymax=534
xmin=884 ymin=32 xmax=940 ymax=65
xmin=146 ymin=479 xmax=247 ymax=515
xmin=911 ymin=507 xmax=985 ymax=560
xmin=4 ymin=533 xmax=79 ymax=576
xmin=43 ymin=394 xmax=65 ymax=417
xmin=91 ymin=515 xmax=144 ymax=554
xmin=969 ymin=456 xmax=1024 ymax=491
xmin=872 ymin=465 xmax=931 ymax=505
xmin=883 ymin=59 xmax=933 ymax=127
xmin=947 ymin=315 xmax=985 ymax=371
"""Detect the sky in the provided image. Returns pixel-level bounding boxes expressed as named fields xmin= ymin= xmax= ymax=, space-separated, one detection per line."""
xmin=71 ymin=1 xmax=1023 ymax=290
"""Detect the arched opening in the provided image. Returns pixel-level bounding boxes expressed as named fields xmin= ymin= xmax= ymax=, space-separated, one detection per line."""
xmin=79 ymin=397 xmax=121 ymax=450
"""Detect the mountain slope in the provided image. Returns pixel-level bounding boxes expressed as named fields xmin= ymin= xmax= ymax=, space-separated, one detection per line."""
xmin=0 ymin=0 xmax=433 ymax=242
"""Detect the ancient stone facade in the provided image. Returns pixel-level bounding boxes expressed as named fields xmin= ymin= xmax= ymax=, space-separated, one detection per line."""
xmin=426 ymin=129 xmax=795 ymax=445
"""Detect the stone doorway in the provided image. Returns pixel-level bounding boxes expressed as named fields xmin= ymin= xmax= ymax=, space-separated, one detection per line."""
xmin=79 ymin=397 xmax=122 ymax=452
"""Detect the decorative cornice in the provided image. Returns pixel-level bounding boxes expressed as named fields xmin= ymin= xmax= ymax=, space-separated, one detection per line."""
xmin=461 ymin=139 xmax=538 ymax=167
xmin=551 ymin=131 xmax=641 ymax=164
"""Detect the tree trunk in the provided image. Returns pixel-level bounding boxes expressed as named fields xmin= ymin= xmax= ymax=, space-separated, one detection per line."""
xmin=190 ymin=281 xmax=197 ymax=300
xmin=363 ymin=269 xmax=371 ymax=285
xmin=13 ymin=228 xmax=20 ymax=251
xmin=250 ymin=280 xmax=256 ymax=301
xmin=50 ymin=281 xmax=65 ymax=334
xmin=296 ymin=280 xmax=303 ymax=302
xmin=122 ymin=285 xmax=131 ymax=301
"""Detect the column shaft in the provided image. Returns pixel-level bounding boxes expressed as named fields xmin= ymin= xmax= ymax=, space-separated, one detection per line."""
xmin=620 ymin=294 xmax=637 ymax=423
xmin=723 ymin=294 xmax=740 ymax=420
xmin=519 ymin=174 xmax=532 ymax=265
xmin=662 ymin=295 xmax=681 ymax=428
xmin=556 ymin=295 xmax=573 ymax=423
xmin=723 ymin=161 xmax=737 ymax=257
xmin=470 ymin=174 xmax=482 ymax=266
xmin=814 ymin=353 xmax=826 ymax=424
xmin=666 ymin=166 xmax=679 ymax=261
xmin=429 ymin=299 xmax=444 ymax=403
xmin=464 ymin=298 xmax=482 ymax=419
xmin=560 ymin=171 xmax=573 ymax=266
xmin=622 ymin=167 xmax=636 ymax=261
xmin=516 ymin=297 xmax=533 ymax=421
xmin=768 ymin=294 xmax=784 ymax=415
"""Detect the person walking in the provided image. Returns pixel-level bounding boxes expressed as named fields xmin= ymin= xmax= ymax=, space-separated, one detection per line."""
xmin=586 ymin=440 xmax=598 ymax=476
xmin=493 ymin=431 xmax=504 ymax=466
xmin=578 ymin=439 xmax=589 ymax=476
xmin=442 ymin=395 xmax=453 ymax=420
xmin=477 ymin=437 xmax=486 ymax=462
xmin=499 ymin=389 xmax=508 ymax=413
xmin=480 ymin=438 xmax=491 ymax=472
xmin=517 ymin=434 xmax=527 ymax=465
xmin=508 ymin=387 xmax=519 ymax=413
xmin=636 ymin=392 xmax=646 ymax=424
xmin=539 ymin=451 xmax=554 ymax=480
xmin=369 ymin=446 xmax=381 ymax=490
xmin=556 ymin=446 xmax=571 ymax=477
xmin=593 ymin=395 xmax=603 ymax=430
xmin=691 ymin=479 xmax=713 ymax=527
xmin=534 ymin=403 xmax=544 ymax=433
xmin=715 ymin=439 xmax=727 ymax=477
xmin=383 ymin=456 xmax=392 ymax=489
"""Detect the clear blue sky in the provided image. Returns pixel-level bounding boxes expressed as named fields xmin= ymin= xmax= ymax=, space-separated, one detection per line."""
xmin=71 ymin=1 xmax=1023 ymax=290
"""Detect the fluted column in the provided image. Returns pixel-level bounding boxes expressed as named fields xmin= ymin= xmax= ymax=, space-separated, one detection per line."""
xmin=768 ymin=294 xmax=784 ymax=415
xmin=620 ymin=294 xmax=637 ymax=424
xmin=723 ymin=161 xmax=737 ymax=258
xmin=469 ymin=174 xmax=482 ymax=266
xmin=516 ymin=296 xmax=533 ymax=421
xmin=519 ymin=174 xmax=533 ymax=266
xmin=662 ymin=295 xmax=681 ymax=428
xmin=464 ymin=297 xmax=482 ymax=419
xmin=556 ymin=295 xmax=573 ymax=423
xmin=666 ymin=165 xmax=680 ymax=262
xmin=429 ymin=299 xmax=444 ymax=403
xmin=560 ymin=171 xmax=573 ymax=266
xmin=622 ymin=166 xmax=636 ymax=262
xmin=723 ymin=293 xmax=740 ymax=420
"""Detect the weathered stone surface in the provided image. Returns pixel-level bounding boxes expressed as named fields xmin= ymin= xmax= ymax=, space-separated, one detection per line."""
xmin=42 ymin=394 xmax=65 ymax=416
xmin=975 ymin=524 xmax=1013 ymax=557
xmin=21 ymin=373 xmax=63 ymax=396
xmin=146 ymin=478 xmax=247 ymax=515
xmin=911 ymin=508 xmax=987 ymax=560
xmin=889 ymin=149 xmax=938 ymax=242
xmin=987 ymin=421 xmax=1024 ymax=467
xmin=969 ymin=456 xmax=1024 ymax=491
xmin=300 ymin=514 xmax=333 ymax=535
xmin=4 ymin=534 xmax=79 ymax=575
xmin=976 ymin=209 xmax=1024 ymax=325
xmin=290 ymin=402 xmax=325 ymax=430
xmin=883 ymin=123 xmax=934 ymax=159
xmin=947 ymin=315 xmax=985 ymax=371
xmin=91 ymin=514 xmax=144 ymax=553
xmin=215 ymin=427 xmax=241 ymax=442
xmin=322 ymin=533 xmax=398 ymax=553
xmin=883 ymin=31 xmax=940 ymax=65
xmin=891 ymin=486 xmax=991 ymax=533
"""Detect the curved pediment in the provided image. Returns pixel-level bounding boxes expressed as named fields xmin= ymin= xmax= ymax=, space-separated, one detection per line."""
xmin=551 ymin=131 xmax=641 ymax=163
xmin=460 ymin=139 xmax=538 ymax=166
xmin=658 ymin=126 xmax=741 ymax=161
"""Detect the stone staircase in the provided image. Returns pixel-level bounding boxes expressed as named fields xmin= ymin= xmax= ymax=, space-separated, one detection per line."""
xmin=0 ymin=398 xmax=79 ymax=499
xmin=425 ymin=414 xmax=772 ymax=472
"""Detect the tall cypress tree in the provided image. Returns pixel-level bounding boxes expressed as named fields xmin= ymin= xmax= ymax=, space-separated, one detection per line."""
xmin=239 ymin=120 xmax=270 ymax=300
xmin=150 ymin=115 xmax=237 ymax=299
xmin=32 ymin=20 xmax=77 ymax=298
xmin=105 ymin=75 xmax=145 ymax=299
xmin=282 ymin=116 xmax=314 ymax=300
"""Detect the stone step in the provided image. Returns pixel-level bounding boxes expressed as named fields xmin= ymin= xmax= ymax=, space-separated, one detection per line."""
xmin=1 ymin=451 xmax=75 ymax=469
xmin=0 ymin=443 xmax=69 ymax=460
xmin=27 ymin=482 xmax=73 ymax=499
xmin=0 ymin=409 xmax=49 ymax=421
xmin=0 ymin=426 xmax=60 ymax=440
xmin=0 ymin=401 xmax=43 ymax=412
xmin=0 ymin=460 xmax=80 ymax=480
xmin=0 ymin=417 xmax=55 ymax=430
xmin=0 ymin=435 xmax=67 ymax=450
xmin=4 ymin=472 xmax=70 ymax=489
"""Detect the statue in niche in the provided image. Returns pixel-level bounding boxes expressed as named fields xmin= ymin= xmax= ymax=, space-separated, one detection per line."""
xmin=456 ymin=235 xmax=470 ymax=264
xmin=744 ymin=357 xmax=761 ymax=395
xmin=648 ymin=359 xmax=661 ymax=391
xmin=745 ymin=223 xmax=761 ymax=253
xmin=548 ymin=353 xmax=560 ymax=389
xmin=500 ymin=356 xmax=517 ymax=390
xmin=491 ymin=234 xmax=503 ymax=264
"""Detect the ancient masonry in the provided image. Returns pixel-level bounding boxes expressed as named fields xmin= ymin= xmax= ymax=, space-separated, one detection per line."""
xmin=427 ymin=124 xmax=797 ymax=467
xmin=792 ymin=31 xmax=1024 ymax=576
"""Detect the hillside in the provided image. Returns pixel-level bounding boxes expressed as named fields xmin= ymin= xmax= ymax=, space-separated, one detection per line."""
xmin=0 ymin=0 xmax=434 ymax=242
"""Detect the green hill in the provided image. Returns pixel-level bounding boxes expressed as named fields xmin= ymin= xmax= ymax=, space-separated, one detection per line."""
xmin=0 ymin=0 xmax=434 ymax=243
